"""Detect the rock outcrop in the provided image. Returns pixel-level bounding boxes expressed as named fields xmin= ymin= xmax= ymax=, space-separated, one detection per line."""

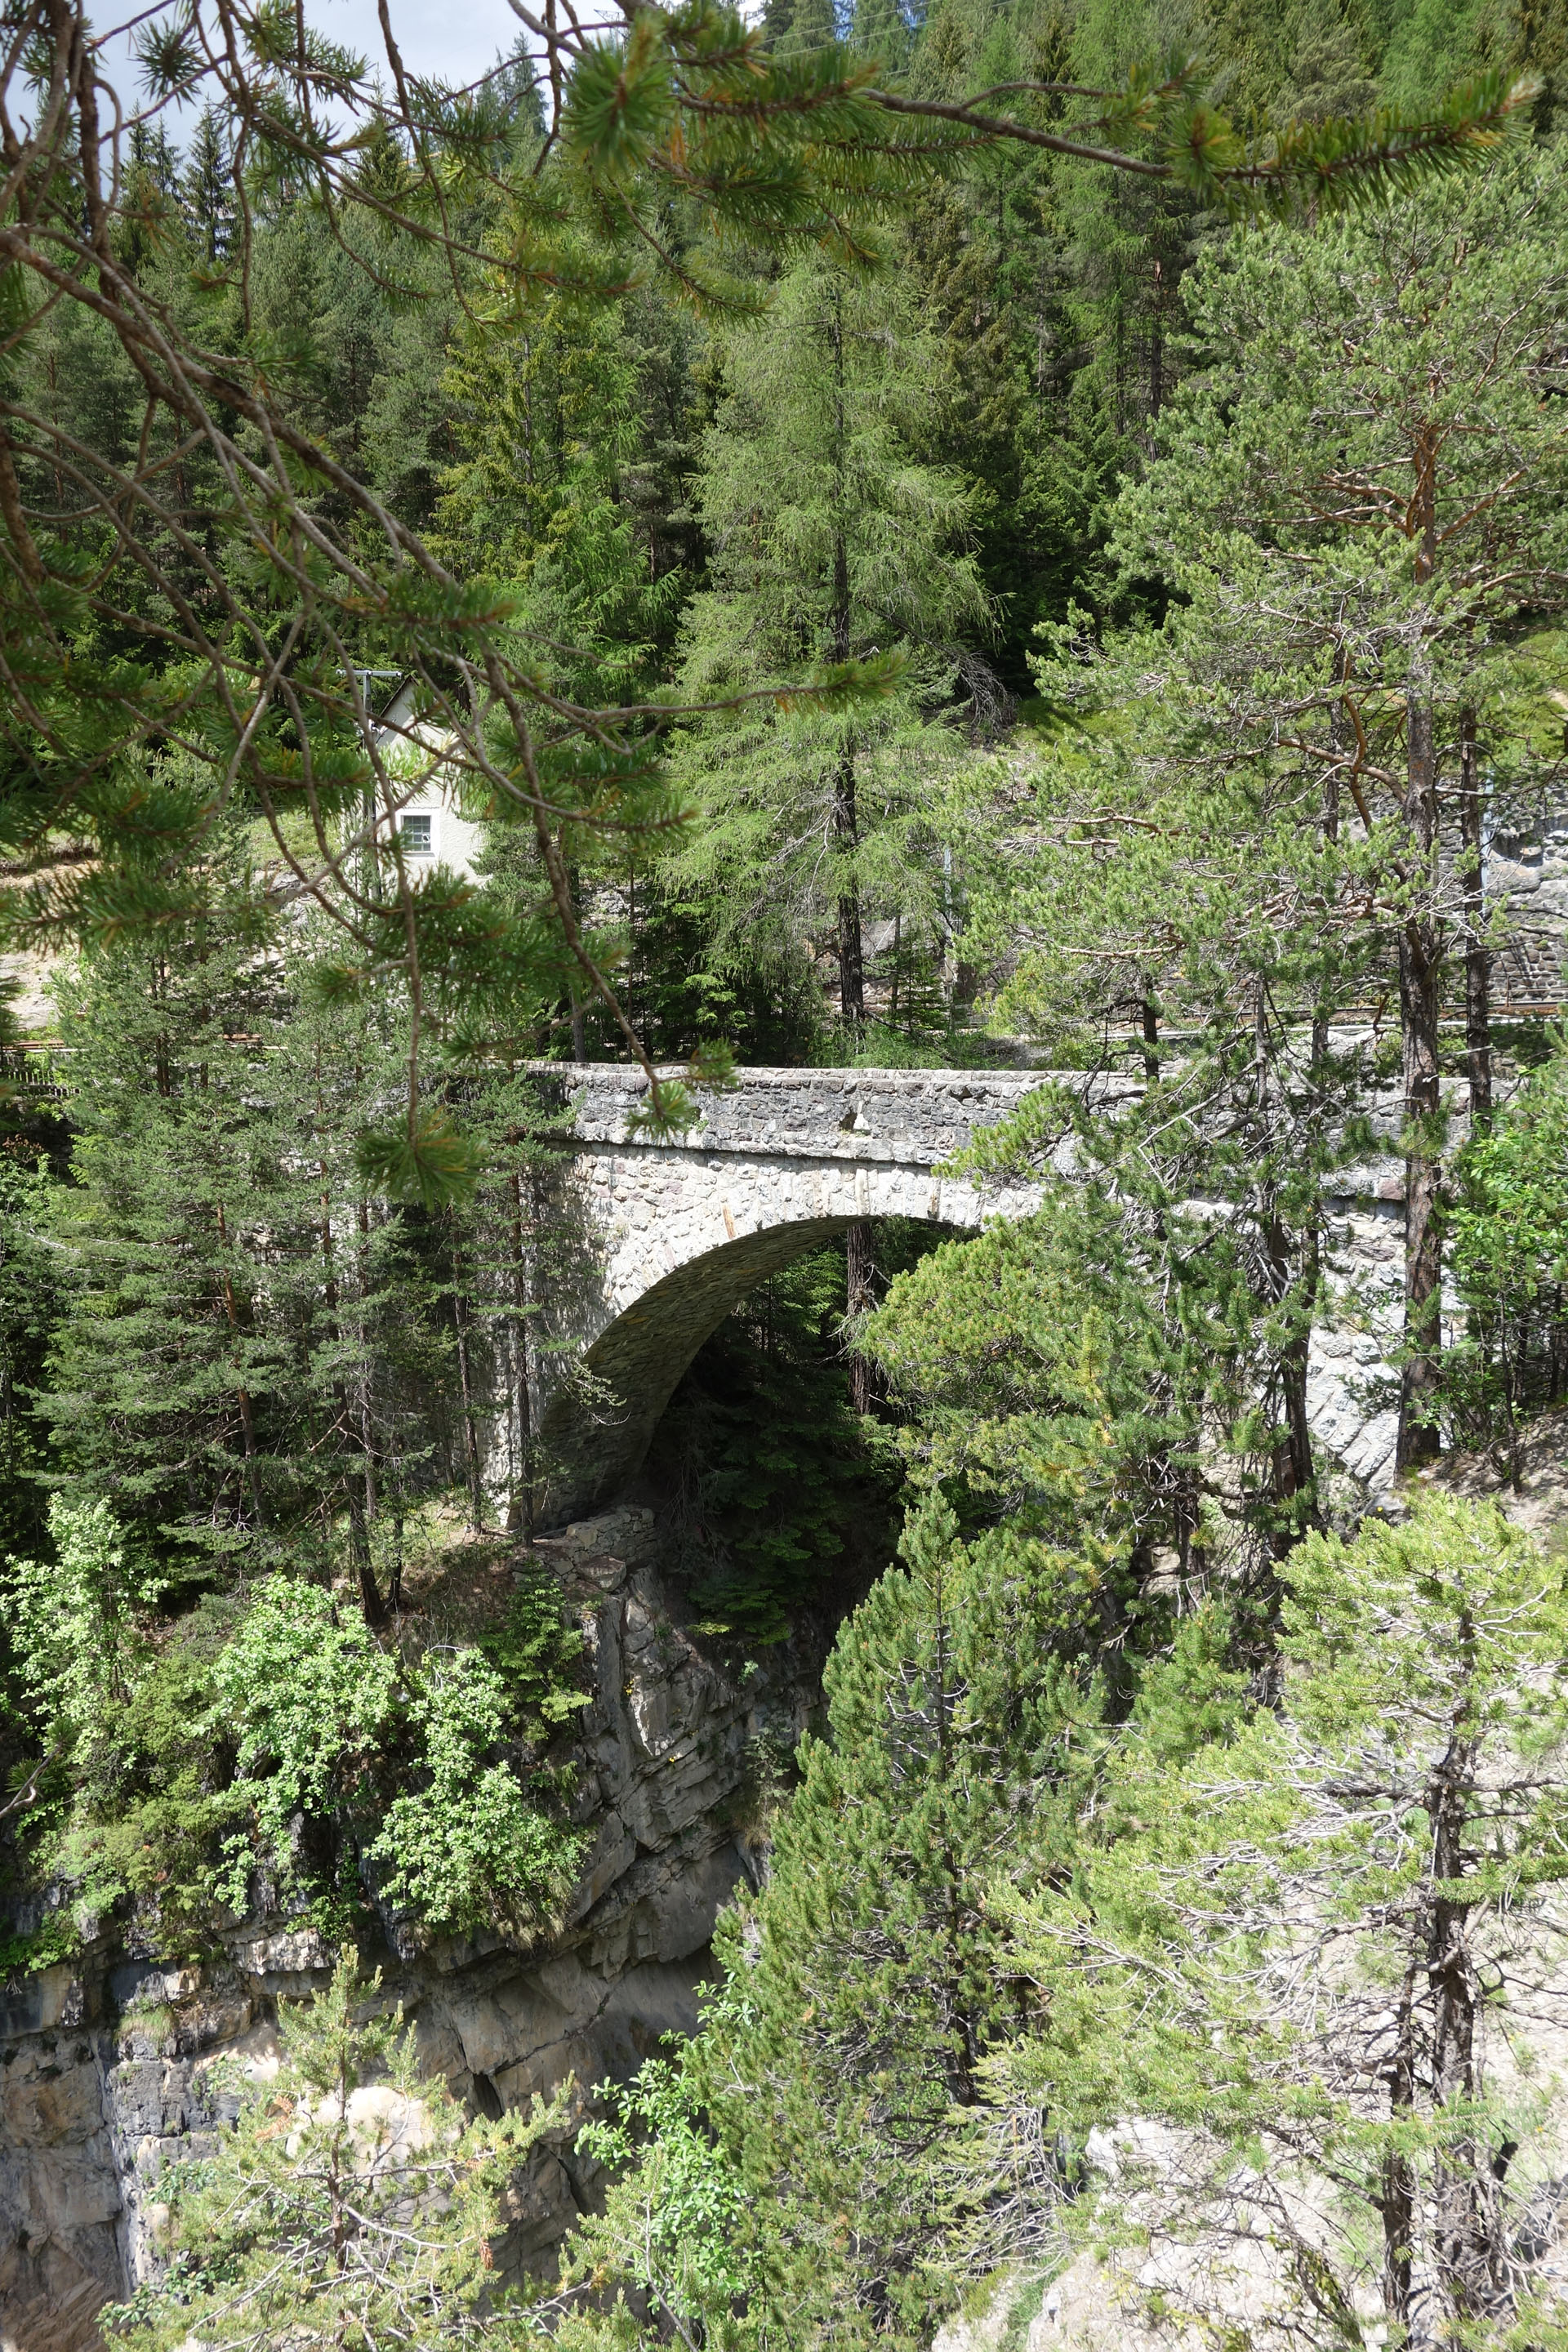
xmin=0 ymin=1505 xmax=813 ymax=2340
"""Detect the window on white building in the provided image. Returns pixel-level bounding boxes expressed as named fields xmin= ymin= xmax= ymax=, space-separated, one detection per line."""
xmin=400 ymin=812 xmax=433 ymax=855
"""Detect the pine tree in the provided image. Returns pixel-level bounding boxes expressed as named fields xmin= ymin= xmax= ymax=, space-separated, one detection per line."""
xmin=1004 ymin=149 xmax=1568 ymax=1467
xmin=557 ymin=1498 xmax=1105 ymax=2350
xmin=777 ymin=0 xmax=840 ymax=52
xmin=862 ymin=1066 xmax=1346 ymax=1592
xmin=418 ymin=1060 xmax=582 ymax=1544
xmin=434 ymin=270 xmax=682 ymax=704
xmin=984 ymin=1494 xmax=1568 ymax=2347
xmin=106 ymin=1950 xmax=564 ymax=2349
xmin=945 ymin=586 xmax=1379 ymax=1542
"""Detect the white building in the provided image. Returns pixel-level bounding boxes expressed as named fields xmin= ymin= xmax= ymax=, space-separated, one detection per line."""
xmin=371 ymin=676 xmax=487 ymax=881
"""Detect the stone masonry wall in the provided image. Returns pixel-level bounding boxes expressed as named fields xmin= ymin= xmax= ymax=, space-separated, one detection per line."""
xmin=529 ymin=1062 xmax=1409 ymax=1512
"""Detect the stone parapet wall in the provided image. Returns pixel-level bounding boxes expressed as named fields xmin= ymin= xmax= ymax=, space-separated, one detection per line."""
xmin=517 ymin=1062 xmax=1423 ymax=1520
xmin=537 ymin=1062 xmax=1067 ymax=1165
xmin=1489 ymin=804 xmax=1568 ymax=1010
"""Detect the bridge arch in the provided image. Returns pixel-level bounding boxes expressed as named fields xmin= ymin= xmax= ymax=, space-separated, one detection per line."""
xmin=529 ymin=1067 xmax=1053 ymax=1522
xmin=519 ymin=1059 xmax=1404 ymax=1521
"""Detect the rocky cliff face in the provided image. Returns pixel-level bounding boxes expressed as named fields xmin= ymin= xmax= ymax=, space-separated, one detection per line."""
xmin=0 ymin=1505 xmax=816 ymax=2345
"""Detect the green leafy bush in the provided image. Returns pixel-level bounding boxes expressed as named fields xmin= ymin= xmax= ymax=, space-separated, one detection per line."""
xmin=574 ymin=2042 xmax=755 ymax=2319
xmin=368 ymin=1647 xmax=586 ymax=1935
xmin=61 ymin=1606 xmax=245 ymax=1942
xmin=211 ymin=1579 xmax=584 ymax=1935
xmin=2 ymin=1495 xmax=163 ymax=1744
xmin=207 ymin=1580 xmax=399 ymax=1911
xmin=0 ymin=1500 xmax=238 ymax=1951
xmin=3 ymin=1523 xmax=590 ymax=1950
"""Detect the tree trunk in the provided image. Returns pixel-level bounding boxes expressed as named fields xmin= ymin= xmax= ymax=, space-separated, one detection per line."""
xmin=837 ymin=866 xmax=865 ymax=1028
xmin=1148 ymin=253 xmax=1165 ymax=421
xmin=1459 ymin=708 xmax=1492 ymax=1134
xmin=213 ymin=1200 xmax=264 ymax=1530
xmin=831 ymin=590 xmax=863 ymax=1023
xmin=355 ymin=1198 xmax=377 ymax=1539
xmin=827 ymin=287 xmax=864 ymax=1031
xmin=1397 ymin=439 xmax=1447 ymax=1469
xmin=1313 ymin=688 xmax=1344 ymax=1070
xmin=566 ymin=866 xmax=588 ymax=1058
xmin=1289 ymin=717 xmax=1345 ymax=1528
xmin=1396 ymin=783 xmax=1446 ymax=1467
xmin=1266 ymin=1214 xmax=1317 ymax=1543
xmin=1290 ymin=724 xmax=1343 ymax=1524
xmin=318 ymin=1050 xmax=385 ymax=1627
xmin=1253 ymin=982 xmax=1315 ymax=1538
xmin=845 ymin=1219 xmax=876 ymax=1415
xmin=449 ymin=1233 xmax=485 ymax=1534
xmin=508 ymin=1161 xmax=535 ymax=1542
xmin=1425 ymin=1675 xmax=1508 ymax=2319
xmin=1379 ymin=1962 xmax=1419 ymax=2336
xmin=930 ymin=1565 xmax=978 ymax=2109
xmin=1140 ymin=987 xmax=1159 ymax=1085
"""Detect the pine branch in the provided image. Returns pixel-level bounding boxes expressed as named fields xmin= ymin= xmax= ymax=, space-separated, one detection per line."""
xmin=864 ymin=66 xmax=1539 ymax=212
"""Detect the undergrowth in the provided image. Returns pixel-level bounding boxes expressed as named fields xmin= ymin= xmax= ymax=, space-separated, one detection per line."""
xmin=0 ymin=1502 xmax=589 ymax=1971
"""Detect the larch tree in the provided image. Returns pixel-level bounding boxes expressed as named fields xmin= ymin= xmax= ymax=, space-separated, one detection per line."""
xmin=674 ymin=252 xmax=993 ymax=1031
xmin=674 ymin=251 xmax=992 ymax=1380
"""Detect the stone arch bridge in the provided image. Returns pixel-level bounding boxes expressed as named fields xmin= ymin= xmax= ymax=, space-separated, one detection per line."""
xmin=530 ymin=1066 xmax=1056 ymax=1522
xmin=521 ymin=1060 xmax=1406 ymax=1526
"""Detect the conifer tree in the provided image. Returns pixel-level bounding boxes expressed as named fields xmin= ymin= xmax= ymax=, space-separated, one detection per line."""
xmin=777 ymin=0 xmax=840 ymax=51
xmin=0 ymin=1150 xmax=61 ymax=1558
xmin=863 ymin=1059 xmax=1347 ymax=1588
xmin=106 ymin=1950 xmax=564 ymax=2350
xmin=0 ymin=0 xmax=1532 ymax=1173
xmin=674 ymin=255 xmax=991 ymax=1027
xmin=436 ymin=271 xmax=688 ymax=707
xmin=558 ymin=1498 xmax=1105 ymax=2350
xmin=941 ymin=615 xmax=1376 ymax=1542
xmin=42 ymin=918 xmax=296 ymax=1582
xmin=986 ymin=1494 xmax=1568 ymax=2347
xmin=180 ymin=105 xmax=236 ymax=265
xmin=40 ymin=895 xmax=450 ymax=1613
xmin=978 ymin=150 xmax=1568 ymax=1468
